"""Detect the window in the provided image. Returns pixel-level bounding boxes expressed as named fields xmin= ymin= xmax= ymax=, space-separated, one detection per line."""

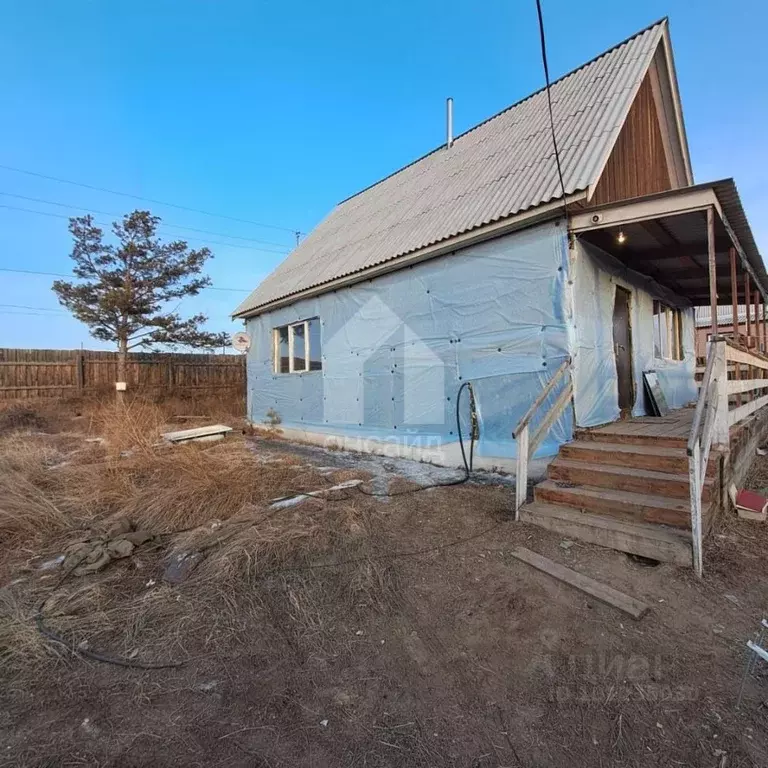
xmin=653 ymin=301 xmax=684 ymax=361
xmin=273 ymin=318 xmax=322 ymax=373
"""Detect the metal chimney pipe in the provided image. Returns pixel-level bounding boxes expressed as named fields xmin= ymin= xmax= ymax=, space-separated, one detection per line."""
xmin=446 ymin=97 xmax=454 ymax=148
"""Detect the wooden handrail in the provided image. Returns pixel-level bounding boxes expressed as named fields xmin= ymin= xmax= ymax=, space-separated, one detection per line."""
xmin=512 ymin=358 xmax=571 ymax=439
xmin=725 ymin=337 xmax=768 ymax=364
xmin=514 ymin=357 xmax=573 ymax=518
xmin=688 ymin=338 xmax=729 ymax=578
xmin=687 ymin=345 xmax=716 ymax=456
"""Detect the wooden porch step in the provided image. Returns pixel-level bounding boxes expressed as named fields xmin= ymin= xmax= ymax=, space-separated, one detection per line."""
xmin=519 ymin=502 xmax=693 ymax=567
xmin=559 ymin=440 xmax=715 ymax=475
xmin=574 ymin=427 xmax=687 ymax=449
xmin=534 ymin=479 xmax=691 ymax=528
xmin=547 ymin=459 xmax=712 ymax=501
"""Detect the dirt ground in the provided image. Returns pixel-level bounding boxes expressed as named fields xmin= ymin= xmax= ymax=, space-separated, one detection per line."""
xmin=2 ymin=398 xmax=768 ymax=767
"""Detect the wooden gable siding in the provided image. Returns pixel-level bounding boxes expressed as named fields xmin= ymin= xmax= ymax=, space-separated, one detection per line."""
xmin=591 ymin=74 xmax=672 ymax=205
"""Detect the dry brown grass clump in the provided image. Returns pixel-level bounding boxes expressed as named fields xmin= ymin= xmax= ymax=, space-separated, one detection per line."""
xmin=0 ymin=589 xmax=57 ymax=674
xmin=89 ymin=399 xmax=166 ymax=456
xmin=0 ymin=393 xmax=405 ymax=681
xmin=0 ymin=436 xmax=78 ymax=546
xmin=0 ymin=404 xmax=47 ymax=435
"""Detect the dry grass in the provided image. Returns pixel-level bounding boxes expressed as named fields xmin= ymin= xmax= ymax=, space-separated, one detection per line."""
xmin=0 ymin=404 xmax=47 ymax=435
xmin=90 ymin=399 xmax=166 ymax=456
xmin=0 ymin=589 xmax=58 ymax=674
xmin=0 ymin=395 xmax=397 ymax=683
xmin=0 ymin=437 xmax=76 ymax=546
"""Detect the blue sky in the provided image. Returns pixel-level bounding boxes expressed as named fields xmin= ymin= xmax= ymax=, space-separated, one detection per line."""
xmin=1 ymin=0 xmax=766 ymax=350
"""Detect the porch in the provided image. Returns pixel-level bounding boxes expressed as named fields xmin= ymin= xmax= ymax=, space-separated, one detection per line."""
xmin=516 ymin=179 xmax=768 ymax=576
xmin=583 ymin=408 xmax=694 ymax=443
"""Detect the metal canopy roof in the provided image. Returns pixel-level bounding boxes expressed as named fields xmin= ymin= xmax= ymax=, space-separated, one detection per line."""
xmin=575 ymin=178 xmax=767 ymax=305
xmin=234 ymin=19 xmax=671 ymax=318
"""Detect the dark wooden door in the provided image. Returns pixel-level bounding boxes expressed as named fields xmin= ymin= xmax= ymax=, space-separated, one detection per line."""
xmin=612 ymin=287 xmax=634 ymax=413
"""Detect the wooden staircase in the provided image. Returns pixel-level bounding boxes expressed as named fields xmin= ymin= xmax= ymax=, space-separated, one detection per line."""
xmin=520 ymin=421 xmax=720 ymax=566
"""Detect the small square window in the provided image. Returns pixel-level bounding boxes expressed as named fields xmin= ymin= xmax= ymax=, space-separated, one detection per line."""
xmin=273 ymin=318 xmax=322 ymax=373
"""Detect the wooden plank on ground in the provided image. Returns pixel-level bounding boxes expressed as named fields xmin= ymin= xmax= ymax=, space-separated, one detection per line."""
xmin=509 ymin=546 xmax=651 ymax=620
xmin=162 ymin=424 xmax=233 ymax=443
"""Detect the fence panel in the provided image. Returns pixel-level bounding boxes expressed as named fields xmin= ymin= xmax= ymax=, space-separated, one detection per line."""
xmin=0 ymin=348 xmax=245 ymax=399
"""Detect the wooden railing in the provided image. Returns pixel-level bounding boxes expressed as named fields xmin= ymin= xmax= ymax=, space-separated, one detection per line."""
xmin=688 ymin=338 xmax=768 ymax=577
xmin=512 ymin=358 xmax=573 ymax=518
xmin=724 ymin=342 xmax=768 ymax=424
xmin=686 ymin=342 xmax=724 ymax=578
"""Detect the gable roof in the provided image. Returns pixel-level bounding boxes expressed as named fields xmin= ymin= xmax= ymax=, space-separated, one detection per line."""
xmin=235 ymin=18 xmax=682 ymax=318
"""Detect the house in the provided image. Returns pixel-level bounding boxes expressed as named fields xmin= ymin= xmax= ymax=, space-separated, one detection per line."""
xmin=234 ymin=18 xmax=768 ymax=575
xmin=694 ymin=305 xmax=764 ymax=358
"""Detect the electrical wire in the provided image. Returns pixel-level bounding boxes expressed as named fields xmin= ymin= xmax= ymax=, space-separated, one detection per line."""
xmin=0 ymin=204 xmax=289 ymax=255
xmin=0 ymin=192 xmax=293 ymax=250
xmin=351 ymin=380 xmax=476 ymax=497
xmin=0 ymin=267 xmax=250 ymax=293
xmin=0 ymin=163 xmax=304 ymax=236
xmin=534 ymin=0 xmax=569 ymax=222
xmin=30 ymin=392 xmax=486 ymax=669
xmin=33 ymin=475 xmax=505 ymax=669
xmin=0 ymin=303 xmax=65 ymax=313
xmin=261 ymin=518 xmax=506 ymax=576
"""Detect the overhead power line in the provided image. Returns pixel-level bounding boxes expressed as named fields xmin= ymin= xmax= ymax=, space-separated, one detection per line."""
xmin=0 ymin=310 xmax=61 ymax=317
xmin=0 ymin=267 xmax=250 ymax=293
xmin=534 ymin=0 xmax=567 ymax=221
xmin=0 ymin=191 xmax=292 ymax=250
xmin=0 ymin=303 xmax=65 ymax=312
xmin=0 ymin=203 xmax=289 ymax=255
xmin=0 ymin=163 xmax=305 ymax=236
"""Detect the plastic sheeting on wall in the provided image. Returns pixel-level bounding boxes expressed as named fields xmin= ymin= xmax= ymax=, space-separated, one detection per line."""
xmin=245 ymin=220 xmax=573 ymax=460
xmin=570 ymin=239 xmax=697 ymax=427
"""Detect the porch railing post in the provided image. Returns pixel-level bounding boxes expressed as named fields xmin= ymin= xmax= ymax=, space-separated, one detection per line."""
xmin=689 ymin=440 xmax=703 ymax=578
xmin=707 ymin=206 xmax=718 ymax=340
xmin=515 ymin=425 xmax=529 ymax=520
xmin=713 ymin=338 xmax=729 ymax=448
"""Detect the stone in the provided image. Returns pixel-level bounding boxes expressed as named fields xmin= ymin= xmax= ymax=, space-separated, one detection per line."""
xmin=163 ymin=552 xmax=205 ymax=584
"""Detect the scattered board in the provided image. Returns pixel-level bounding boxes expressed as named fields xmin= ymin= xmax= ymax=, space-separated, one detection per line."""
xmin=162 ymin=424 xmax=233 ymax=444
xmin=509 ymin=546 xmax=650 ymax=620
xmin=643 ymin=371 xmax=669 ymax=417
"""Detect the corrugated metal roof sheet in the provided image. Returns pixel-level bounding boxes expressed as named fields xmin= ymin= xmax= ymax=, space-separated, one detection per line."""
xmin=712 ymin=178 xmax=768 ymax=292
xmin=234 ymin=19 xmax=667 ymax=317
xmin=695 ymin=305 xmax=749 ymax=328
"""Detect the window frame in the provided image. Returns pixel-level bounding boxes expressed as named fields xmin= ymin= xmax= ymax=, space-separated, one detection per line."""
xmin=273 ymin=318 xmax=321 ymax=374
xmin=653 ymin=301 xmax=684 ymax=362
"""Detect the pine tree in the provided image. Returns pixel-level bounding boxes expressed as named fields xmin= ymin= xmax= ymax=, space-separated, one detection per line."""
xmin=53 ymin=210 xmax=229 ymax=401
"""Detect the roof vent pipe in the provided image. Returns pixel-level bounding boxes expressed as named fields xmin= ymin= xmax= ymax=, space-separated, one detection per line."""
xmin=446 ymin=97 xmax=454 ymax=149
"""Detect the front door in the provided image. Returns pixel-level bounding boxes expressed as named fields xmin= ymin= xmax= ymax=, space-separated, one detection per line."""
xmin=612 ymin=286 xmax=634 ymax=414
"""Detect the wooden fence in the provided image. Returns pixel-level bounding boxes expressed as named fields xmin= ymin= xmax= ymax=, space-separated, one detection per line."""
xmin=0 ymin=348 xmax=245 ymax=400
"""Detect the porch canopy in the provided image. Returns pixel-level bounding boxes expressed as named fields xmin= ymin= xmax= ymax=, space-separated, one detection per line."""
xmin=569 ymin=179 xmax=768 ymax=345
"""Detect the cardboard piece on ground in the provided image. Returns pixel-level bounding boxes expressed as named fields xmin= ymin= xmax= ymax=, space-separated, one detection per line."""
xmin=162 ymin=424 xmax=233 ymax=443
xmin=509 ymin=546 xmax=651 ymax=620
xmin=642 ymin=371 xmax=669 ymax=417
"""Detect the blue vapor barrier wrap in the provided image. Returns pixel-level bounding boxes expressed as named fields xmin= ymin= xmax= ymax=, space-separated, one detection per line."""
xmin=244 ymin=220 xmax=573 ymax=461
xmin=570 ymin=239 xmax=697 ymax=427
